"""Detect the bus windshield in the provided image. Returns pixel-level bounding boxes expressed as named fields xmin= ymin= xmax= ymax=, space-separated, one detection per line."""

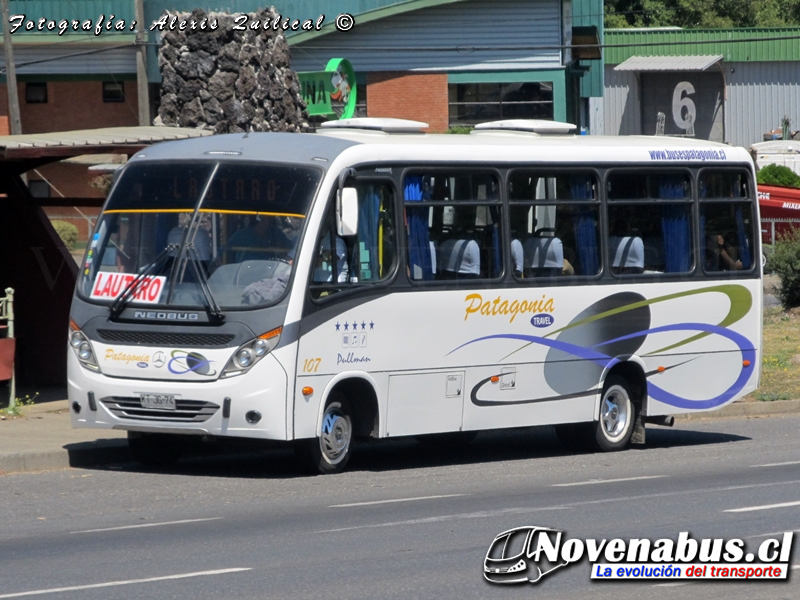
xmin=79 ymin=161 xmax=321 ymax=310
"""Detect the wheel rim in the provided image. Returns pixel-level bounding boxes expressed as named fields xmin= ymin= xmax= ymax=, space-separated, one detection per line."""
xmin=319 ymin=406 xmax=351 ymax=464
xmin=601 ymin=386 xmax=629 ymax=440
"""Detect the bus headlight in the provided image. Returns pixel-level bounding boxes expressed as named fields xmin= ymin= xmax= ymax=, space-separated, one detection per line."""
xmin=68 ymin=323 xmax=100 ymax=371
xmin=78 ymin=342 xmax=93 ymax=361
xmin=70 ymin=331 xmax=84 ymax=348
xmin=236 ymin=348 xmax=254 ymax=368
xmin=221 ymin=326 xmax=282 ymax=378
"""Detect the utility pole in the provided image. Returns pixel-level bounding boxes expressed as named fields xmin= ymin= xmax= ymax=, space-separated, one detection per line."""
xmin=134 ymin=0 xmax=150 ymax=126
xmin=1 ymin=0 xmax=22 ymax=134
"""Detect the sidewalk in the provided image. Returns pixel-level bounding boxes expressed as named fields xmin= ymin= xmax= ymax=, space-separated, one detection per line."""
xmin=2 ymin=392 xmax=800 ymax=476
xmin=0 ymin=398 xmax=128 ymax=475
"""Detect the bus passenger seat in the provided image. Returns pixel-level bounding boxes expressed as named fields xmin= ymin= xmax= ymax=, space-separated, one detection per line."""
xmin=643 ymin=236 xmax=665 ymax=271
xmin=523 ymin=236 xmax=563 ymax=277
xmin=610 ymin=236 xmax=645 ymax=274
xmin=438 ymin=238 xmax=481 ymax=279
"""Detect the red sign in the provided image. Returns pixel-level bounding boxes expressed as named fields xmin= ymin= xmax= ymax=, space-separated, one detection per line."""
xmin=90 ymin=273 xmax=165 ymax=304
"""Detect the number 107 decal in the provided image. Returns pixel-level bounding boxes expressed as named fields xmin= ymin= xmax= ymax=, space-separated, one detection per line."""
xmin=303 ymin=358 xmax=321 ymax=373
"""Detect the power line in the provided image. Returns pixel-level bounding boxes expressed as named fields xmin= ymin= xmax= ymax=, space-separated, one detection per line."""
xmin=296 ymin=33 xmax=800 ymax=53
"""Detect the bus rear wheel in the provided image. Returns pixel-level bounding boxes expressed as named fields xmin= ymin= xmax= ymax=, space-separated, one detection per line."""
xmin=307 ymin=398 xmax=353 ymax=474
xmin=594 ymin=375 xmax=635 ymax=451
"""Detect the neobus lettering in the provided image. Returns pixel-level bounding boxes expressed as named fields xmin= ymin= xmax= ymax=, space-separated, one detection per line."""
xmin=464 ymin=293 xmax=554 ymax=323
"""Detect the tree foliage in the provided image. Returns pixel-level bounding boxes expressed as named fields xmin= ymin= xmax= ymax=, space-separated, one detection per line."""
xmin=757 ymin=164 xmax=800 ymax=189
xmin=605 ymin=0 xmax=800 ymax=28
xmin=770 ymin=228 xmax=800 ymax=309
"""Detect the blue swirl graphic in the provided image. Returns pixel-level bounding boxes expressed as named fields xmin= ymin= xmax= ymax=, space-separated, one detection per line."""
xmin=451 ymin=323 xmax=755 ymax=410
xmin=167 ymin=351 xmax=216 ymax=376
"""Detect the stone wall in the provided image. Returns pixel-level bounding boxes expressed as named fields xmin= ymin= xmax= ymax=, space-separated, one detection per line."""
xmin=156 ymin=8 xmax=308 ymax=133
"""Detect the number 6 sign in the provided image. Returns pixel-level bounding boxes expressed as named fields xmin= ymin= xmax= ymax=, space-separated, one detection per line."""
xmin=672 ymin=81 xmax=697 ymax=132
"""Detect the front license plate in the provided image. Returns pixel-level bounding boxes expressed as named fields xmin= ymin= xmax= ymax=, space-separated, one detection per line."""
xmin=140 ymin=394 xmax=176 ymax=410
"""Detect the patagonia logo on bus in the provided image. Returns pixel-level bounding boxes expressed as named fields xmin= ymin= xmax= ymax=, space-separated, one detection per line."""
xmin=463 ymin=293 xmax=554 ymax=324
xmin=531 ymin=314 xmax=554 ymax=328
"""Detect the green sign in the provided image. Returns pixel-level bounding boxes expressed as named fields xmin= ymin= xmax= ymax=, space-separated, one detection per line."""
xmin=298 ymin=58 xmax=357 ymax=120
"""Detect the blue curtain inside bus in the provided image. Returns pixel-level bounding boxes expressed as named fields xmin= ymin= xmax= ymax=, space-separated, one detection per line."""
xmin=570 ymin=176 xmax=598 ymax=275
xmin=735 ymin=206 xmax=752 ymax=269
xmin=659 ymin=176 xmax=691 ymax=272
xmin=358 ymin=186 xmax=380 ymax=280
xmin=404 ymin=176 xmax=434 ymax=280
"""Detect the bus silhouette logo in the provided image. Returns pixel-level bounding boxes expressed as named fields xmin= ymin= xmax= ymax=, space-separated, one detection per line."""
xmin=484 ymin=526 xmax=568 ymax=584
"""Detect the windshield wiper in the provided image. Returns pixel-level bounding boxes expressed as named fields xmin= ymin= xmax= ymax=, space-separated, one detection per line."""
xmin=108 ymin=244 xmax=176 ymax=318
xmin=187 ymin=245 xmax=224 ymax=322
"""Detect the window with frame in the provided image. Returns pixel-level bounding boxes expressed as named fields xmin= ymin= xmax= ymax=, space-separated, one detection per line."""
xmin=103 ymin=81 xmax=125 ymax=103
xmin=404 ymin=170 xmax=501 ymax=281
xmin=448 ymin=82 xmax=553 ymax=126
xmin=310 ymin=181 xmax=396 ymax=299
xmin=699 ymin=169 xmax=755 ymax=273
xmin=606 ymin=171 xmax=693 ymax=275
xmin=508 ymin=171 xmax=600 ymax=278
xmin=25 ymin=82 xmax=47 ymax=104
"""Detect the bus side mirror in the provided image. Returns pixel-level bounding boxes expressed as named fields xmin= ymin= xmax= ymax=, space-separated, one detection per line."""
xmin=337 ymin=187 xmax=359 ymax=236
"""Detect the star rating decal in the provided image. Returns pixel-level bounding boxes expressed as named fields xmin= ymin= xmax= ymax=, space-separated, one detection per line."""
xmin=335 ymin=318 xmax=375 ymax=332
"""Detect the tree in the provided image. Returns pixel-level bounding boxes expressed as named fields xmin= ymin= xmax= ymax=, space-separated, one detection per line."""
xmin=604 ymin=0 xmax=800 ymax=28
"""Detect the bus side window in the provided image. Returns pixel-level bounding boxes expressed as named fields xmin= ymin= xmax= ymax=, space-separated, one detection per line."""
xmin=405 ymin=171 xmax=501 ymax=282
xmin=508 ymin=171 xmax=600 ymax=278
xmin=606 ymin=172 xmax=692 ymax=275
xmin=311 ymin=182 xmax=396 ymax=298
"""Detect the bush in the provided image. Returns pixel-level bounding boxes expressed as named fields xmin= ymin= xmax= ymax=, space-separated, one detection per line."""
xmin=757 ymin=164 xmax=800 ymax=189
xmin=51 ymin=220 xmax=78 ymax=250
xmin=770 ymin=228 xmax=800 ymax=309
xmin=446 ymin=125 xmax=473 ymax=135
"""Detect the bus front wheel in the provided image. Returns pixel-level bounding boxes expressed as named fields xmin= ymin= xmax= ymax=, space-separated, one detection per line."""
xmin=594 ymin=376 xmax=635 ymax=451
xmin=308 ymin=398 xmax=353 ymax=474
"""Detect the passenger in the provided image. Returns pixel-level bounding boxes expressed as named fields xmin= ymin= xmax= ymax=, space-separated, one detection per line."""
xmin=228 ymin=215 xmax=293 ymax=262
xmin=314 ymin=235 xmax=349 ymax=283
xmin=707 ymin=233 xmax=742 ymax=271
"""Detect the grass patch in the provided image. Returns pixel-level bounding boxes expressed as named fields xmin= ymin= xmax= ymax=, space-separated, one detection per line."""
xmin=750 ymin=306 xmax=800 ymax=401
xmin=0 ymin=393 xmax=38 ymax=418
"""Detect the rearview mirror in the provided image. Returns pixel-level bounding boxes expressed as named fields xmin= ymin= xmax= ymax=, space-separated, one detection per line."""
xmin=337 ymin=187 xmax=358 ymax=236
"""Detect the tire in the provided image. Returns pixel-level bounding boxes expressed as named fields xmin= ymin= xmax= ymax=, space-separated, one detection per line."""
xmin=594 ymin=375 xmax=635 ymax=451
xmin=127 ymin=432 xmax=183 ymax=467
xmin=308 ymin=398 xmax=353 ymax=474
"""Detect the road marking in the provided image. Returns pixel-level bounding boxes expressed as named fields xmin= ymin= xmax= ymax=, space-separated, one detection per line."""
xmin=0 ymin=568 xmax=251 ymax=599
xmin=653 ymin=583 xmax=688 ymax=587
xmin=71 ymin=517 xmax=222 ymax=534
xmin=747 ymin=529 xmax=800 ymax=539
xmin=553 ymin=475 xmax=667 ymax=487
xmin=725 ymin=500 xmax=800 ymax=513
xmin=793 ymin=565 xmax=800 ymax=570
xmin=751 ymin=460 xmax=800 ymax=468
xmin=330 ymin=494 xmax=465 ymax=508
xmin=318 ymin=505 xmax=571 ymax=533
xmin=318 ymin=479 xmax=800 ymax=534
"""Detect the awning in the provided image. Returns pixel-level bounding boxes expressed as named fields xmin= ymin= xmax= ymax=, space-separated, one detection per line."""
xmin=614 ymin=55 xmax=723 ymax=72
xmin=0 ymin=126 xmax=213 ymax=160
xmin=758 ymin=184 xmax=800 ymax=220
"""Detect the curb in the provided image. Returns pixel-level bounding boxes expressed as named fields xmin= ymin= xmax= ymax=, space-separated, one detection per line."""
xmin=0 ymin=440 xmax=130 ymax=476
xmin=674 ymin=399 xmax=800 ymax=421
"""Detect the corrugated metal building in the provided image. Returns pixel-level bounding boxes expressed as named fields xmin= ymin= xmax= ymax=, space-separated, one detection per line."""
xmin=600 ymin=28 xmax=800 ymax=148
